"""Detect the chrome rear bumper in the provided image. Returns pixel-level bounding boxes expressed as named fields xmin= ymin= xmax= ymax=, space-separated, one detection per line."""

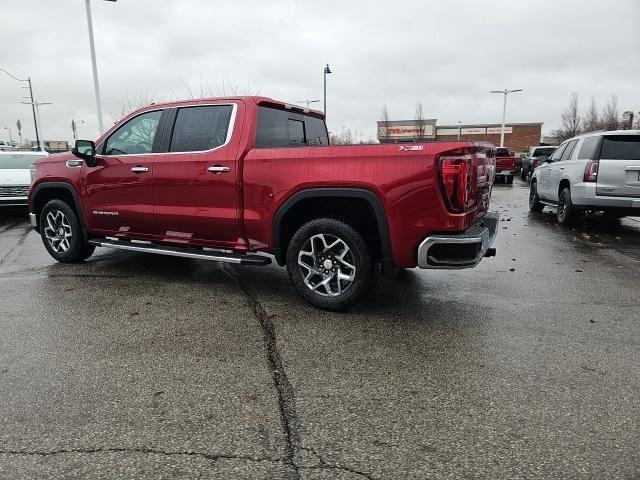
xmin=417 ymin=212 xmax=499 ymax=269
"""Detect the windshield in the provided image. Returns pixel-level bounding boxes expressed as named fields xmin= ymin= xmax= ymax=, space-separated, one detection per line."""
xmin=0 ymin=153 xmax=48 ymax=169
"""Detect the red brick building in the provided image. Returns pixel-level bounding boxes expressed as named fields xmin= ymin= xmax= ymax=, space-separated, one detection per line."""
xmin=378 ymin=121 xmax=543 ymax=153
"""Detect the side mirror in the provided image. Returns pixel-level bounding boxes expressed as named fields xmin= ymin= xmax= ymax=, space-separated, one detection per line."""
xmin=72 ymin=140 xmax=97 ymax=167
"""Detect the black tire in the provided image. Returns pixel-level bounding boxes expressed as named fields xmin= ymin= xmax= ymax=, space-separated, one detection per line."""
xmin=529 ymin=181 xmax=544 ymax=212
xmin=286 ymin=218 xmax=376 ymax=311
xmin=507 ymin=176 xmax=514 ymax=185
xmin=520 ymin=171 xmax=527 ymax=181
xmin=557 ymin=187 xmax=580 ymax=226
xmin=39 ymin=199 xmax=94 ymax=263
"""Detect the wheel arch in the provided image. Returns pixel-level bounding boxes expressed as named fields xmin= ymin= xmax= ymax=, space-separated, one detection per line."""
xmin=31 ymin=182 xmax=87 ymax=241
xmin=272 ymin=188 xmax=394 ymax=275
xmin=558 ymin=178 xmax=571 ymax=197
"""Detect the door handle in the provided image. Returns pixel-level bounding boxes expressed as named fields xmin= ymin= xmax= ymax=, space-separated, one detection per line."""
xmin=130 ymin=166 xmax=149 ymax=173
xmin=208 ymin=165 xmax=231 ymax=174
xmin=624 ymin=166 xmax=640 ymax=171
xmin=559 ymin=167 xmax=565 ymax=170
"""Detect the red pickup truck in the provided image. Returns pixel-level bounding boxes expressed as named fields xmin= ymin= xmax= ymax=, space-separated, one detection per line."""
xmin=28 ymin=96 xmax=498 ymax=310
xmin=494 ymin=147 xmax=517 ymax=184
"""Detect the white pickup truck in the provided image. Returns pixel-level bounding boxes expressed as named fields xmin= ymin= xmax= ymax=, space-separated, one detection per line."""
xmin=0 ymin=151 xmax=49 ymax=207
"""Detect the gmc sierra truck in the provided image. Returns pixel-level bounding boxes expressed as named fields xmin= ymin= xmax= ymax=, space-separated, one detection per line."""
xmin=28 ymin=96 xmax=498 ymax=310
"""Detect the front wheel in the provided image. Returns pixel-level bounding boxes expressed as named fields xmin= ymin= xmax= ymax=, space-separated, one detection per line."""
xmin=286 ymin=218 xmax=376 ymax=311
xmin=40 ymin=199 xmax=94 ymax=263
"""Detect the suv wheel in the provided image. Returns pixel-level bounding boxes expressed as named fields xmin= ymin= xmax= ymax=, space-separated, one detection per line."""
xmin=557 ymin=187 xmax=580 ymax=226
xmin=40 ymin=199 xmax=95 ymax=263
xmin=529 ymin=181 xmax=544 ymax=212
xmin=286 ymin=218 xmax=376 ymax=311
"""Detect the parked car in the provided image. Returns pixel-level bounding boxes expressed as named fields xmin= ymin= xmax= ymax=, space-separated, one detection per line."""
xmin=494 ymin=147 xmax=517 ymax=184
xmin=0 ymin=140 xmax=19 ymax=151
xmin=521 ymin=146 xmax=557 ymax=180
xmin=529 ymin=130 xmax=640 ymax=225
xmin=28 ymin=96 xmax=498 ymax=310
xmin=0 ymin=151 xmax=49 ymax=206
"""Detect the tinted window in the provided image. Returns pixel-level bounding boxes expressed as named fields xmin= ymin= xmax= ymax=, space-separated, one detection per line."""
xmin=255 ymin=106 xmax=328 ymax=147
xmin=105 ymin=110 xmax=162 ymax=155
xmin=532 ymin=147 xmax=556 ymax=157
xmin=170 ymin=105 xmax=233 ymax=152
xmin=600 ymin=135 xmax=640 ymax=160
xmin=577 ymin=136 xmax=601 ymax=160
xmin=288 ymin=119 xmax=305 ymax=144
xmin=560 ymin=140 xmax=578 ymax=161
xmin=495 ymin=148 xmax=510 ymax=157
xmin=549 ymin=142 xmax=567 ymax=162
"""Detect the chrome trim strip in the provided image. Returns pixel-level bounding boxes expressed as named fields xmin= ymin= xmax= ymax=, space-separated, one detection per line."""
xmin=105 ymin=236 xmax=119 ymax=241
xmin=90 ymin=240 xmax=243 ymax=264
xmin=66 ymin=159 xmax=83 ymax=168
xmin=96 ymin=103 xmax=238 ymax=159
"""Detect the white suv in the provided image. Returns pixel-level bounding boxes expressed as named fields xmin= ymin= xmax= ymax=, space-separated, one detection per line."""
xmin=529 ymin=130 xmax=640 ymax=225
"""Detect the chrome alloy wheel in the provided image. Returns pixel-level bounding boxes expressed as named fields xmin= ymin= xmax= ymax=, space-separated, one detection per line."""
xmin=297 ymin=233 xmax=356 ymax=297
xmin=43 ymin=210 xmax=73 ymax=253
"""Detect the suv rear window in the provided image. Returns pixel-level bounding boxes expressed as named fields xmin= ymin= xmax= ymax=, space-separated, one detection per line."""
xmin=255 ymin=106 xmax=328 ymax=148
xmin=577 ymin=136 xmax=601 ymax=160
xmin=600 ymin=135 xmax=640 ymax=160
xmin=495 ymin=148 xmax=510 ymax=157
xmin=532 ymin=147 xmax=555 ymax=157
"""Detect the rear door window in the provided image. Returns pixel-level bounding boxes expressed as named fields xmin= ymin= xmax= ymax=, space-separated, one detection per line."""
xmin=169 ymin=105 xmax=233 ymax=152
xmin=560 ymin=140 xmax=578 ymax=161
xmin=548 ymin=142 xmax=567 ymax=162
xmin=600 ymin=135 xmax=640 ymax=160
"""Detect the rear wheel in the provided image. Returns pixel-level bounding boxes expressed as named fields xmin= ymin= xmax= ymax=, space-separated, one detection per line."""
xmin=557 ymin=187 xmax=580 ymax=226
xmin=286 ymin=218 xmax=376 ymax=311
xmin=40 ymin=199 xmax=94 ymax=263
xmin=529 ymin=181 xmax=544 ymax=212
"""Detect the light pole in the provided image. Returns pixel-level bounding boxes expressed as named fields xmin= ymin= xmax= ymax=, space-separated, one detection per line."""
xmin=323 ymin=64 xmax=332 ymax=117
xmin=457 ymin=121 xmax=462 ymax=140
xmin=490 ymin=88 xmax=522 ymax=147
xmin=0 ymin=68 xmax=41 ymax=150
xmin=4 ymin=126 xmax=13 ymax=143
xmin=84 ymin=0 xmax=117 ymax=134
xmin=21 ymin=100 xmax=52 ymax=150
xmin=297 ymin=99 xmax=320 ymax=109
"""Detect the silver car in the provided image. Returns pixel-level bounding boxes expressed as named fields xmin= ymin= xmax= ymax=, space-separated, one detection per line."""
xmin=529 ymin=130 xmax=640 ymax=225
xmin=0 ymin=151 xmax=49 ymax=207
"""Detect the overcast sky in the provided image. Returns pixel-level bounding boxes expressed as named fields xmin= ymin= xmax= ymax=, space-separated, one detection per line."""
xmin=1 ymin=0 xmax=639 ymax=144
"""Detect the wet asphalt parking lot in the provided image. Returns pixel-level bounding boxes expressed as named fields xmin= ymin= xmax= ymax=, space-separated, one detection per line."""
xmin=0 ymin=181 xmax=639 ymax=480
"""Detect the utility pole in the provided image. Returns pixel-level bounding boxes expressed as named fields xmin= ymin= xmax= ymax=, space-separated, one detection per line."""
xmin=490 ymin=88 xmax=523 ymax=147
xmin=0 ymin=69 xmax=42 ymax=150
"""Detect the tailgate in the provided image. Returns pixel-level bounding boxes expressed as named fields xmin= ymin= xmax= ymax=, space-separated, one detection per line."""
xmin=596 ymin=135 xmax=640 ymax=198
xmin=495 ymin=156 xmax=516 ymax=170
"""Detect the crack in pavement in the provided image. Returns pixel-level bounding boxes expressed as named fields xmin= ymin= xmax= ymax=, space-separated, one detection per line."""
xmin=297 ymin=446 xmax=377 ymax=479
xmin=0 ymin=447 xmax=282 ymax=465
xmin=224 ymin=265 xmax=377 ymax=480
xmin=224 ymin=264 xmax=300 ymax=480
xmin=0 ymin=225 xmax=31 ymax=267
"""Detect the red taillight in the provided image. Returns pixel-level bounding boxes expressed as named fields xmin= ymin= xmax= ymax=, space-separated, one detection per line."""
xmin=532 ymin=159 xmax=539 ymax=169
xmin=584 ymin=159 xmax=599 ymax=182
xmin=439 ymin=155 xmax=473 ymax=213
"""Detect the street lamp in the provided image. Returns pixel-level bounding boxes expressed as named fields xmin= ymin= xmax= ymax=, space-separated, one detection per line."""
xmin=84 ymin=0 xmax=117 ymax=134
xmin=0 ymin=68 xmax=41 ymax=150
xmin=490 ymin=88 xmax=523 ymax=147
xmin=4 ymin=126 xmax=13 ymax=143
xmin=21 ymin=100 xmax=52 ymax=150
xmin=457 ymin=121 xmax=462 ymax=140
xmin=323 ymin=64 xmax=332 ymax=117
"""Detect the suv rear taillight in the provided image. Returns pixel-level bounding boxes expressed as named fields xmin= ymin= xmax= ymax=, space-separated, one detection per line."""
xmin=438 ymin=154 xmax=473 ymax=213
xmin=584 ymin=159 xmax=599 ymax=182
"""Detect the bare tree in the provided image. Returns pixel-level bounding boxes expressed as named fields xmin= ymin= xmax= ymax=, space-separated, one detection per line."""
xmin=109 ymin=91 xmax=157 ymax=124
xmin=414 ymin=102 xmax=426 ymax=141
xmin=553 ymin=93 xmax=581 ymax=142
xmin=379 ymin=104 xmax=391 ymax=142
xmin=601 ymin=95 xmax=620 ymax=130
xmin=583 ymin=96 xmax=601 ymax=133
